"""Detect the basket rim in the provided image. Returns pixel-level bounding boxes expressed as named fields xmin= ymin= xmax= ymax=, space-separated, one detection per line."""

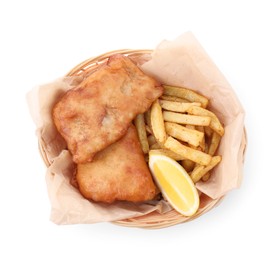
xmin=38 ymin=49 xmax=237 ymax=229
xmin=66 ymin=49 xmax=153 ymax=77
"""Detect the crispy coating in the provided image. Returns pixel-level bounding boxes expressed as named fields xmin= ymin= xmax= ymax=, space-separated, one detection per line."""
xmin=76 ymin=125 xmax=156 ymax=203
xmin=53 ymin=54 xmax=163 ymax=163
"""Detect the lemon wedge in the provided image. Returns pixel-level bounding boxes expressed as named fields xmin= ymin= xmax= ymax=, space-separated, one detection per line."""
xmin=149 ymin=152 xmax=199 ymax=216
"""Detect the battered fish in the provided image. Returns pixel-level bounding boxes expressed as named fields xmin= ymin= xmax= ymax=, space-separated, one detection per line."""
xmin=76 ymin=125 xmax=156 ymax=203
xmin=53 ymin=54 xmax=163 ymax=163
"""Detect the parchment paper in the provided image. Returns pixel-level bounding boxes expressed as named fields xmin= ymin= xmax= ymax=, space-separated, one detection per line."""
xmin=141 ymin=32 xmax=246 ymax=199
xmin=27 ymin=32 xmax=246 ymax=224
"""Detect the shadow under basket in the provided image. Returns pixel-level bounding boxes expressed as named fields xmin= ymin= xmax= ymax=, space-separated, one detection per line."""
xmin=39 ymin=49 xmax=228 ymax=229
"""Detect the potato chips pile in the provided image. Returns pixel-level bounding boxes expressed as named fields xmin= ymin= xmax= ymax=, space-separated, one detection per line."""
xmin=134 ymin=85 xmax=224 ymax=183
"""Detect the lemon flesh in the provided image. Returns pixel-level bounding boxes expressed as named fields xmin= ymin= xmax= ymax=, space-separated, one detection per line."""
xmin=149 ymin=154 xmax=199 ymax=216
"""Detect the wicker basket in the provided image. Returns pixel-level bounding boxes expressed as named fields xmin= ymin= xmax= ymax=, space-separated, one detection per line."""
xmin=39 ymin=49 xmax=227 ymax=229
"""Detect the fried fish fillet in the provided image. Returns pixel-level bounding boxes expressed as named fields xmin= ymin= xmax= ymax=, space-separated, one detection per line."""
xmin=53 ymin=54 xmax=163 ymax=163
xmin=76 ymin=125 xmax=156 ymax=203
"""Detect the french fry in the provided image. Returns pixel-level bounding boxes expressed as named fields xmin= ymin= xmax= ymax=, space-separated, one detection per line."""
xmin=181 ymin=159 xmax=195 ymax=172
xmin=160 ymin=95 xmax=190 ymax=103
xmin=196 ymin=126 xmax=206 ymax=151
xmin=144 ymin=109 xmax=152 ymax=129
xmin=145 ymin=125 xmax=153 ymax=135
xmin=187 ymin=106 xmax=224 ymax=136
xmin=190 ymin=165 xmax=205 ymax=183
xmin=204 ymin=126 xmax=213 ymax=137
xmin=163 ymin=111 xmax=211 ymax=126
xmin=185 ymin=125 xmax=196 ymax=130
xmin=204 ymin=142 xmax=209 ymax=154
xmin=134 ymin=114 xmax=149 ymax=154
xmin=150 ymin=143 xmax=162 ymax=149
xmin=189 ymin=144 xmax=203 ymax=151
xmin=163 ymin=85 xmax=209 ymax=108
xmin=150 ymin=100 xmax=167 ymax=144
xmin=150 ymin=149 xmax=186 ymax=161
xmin=147 ymin=135 xmax=157 ymax=146
xmin=191 ymin=156 xmax=222 ymax=183
xmin=196 ymin=126 xmax=204 ymax=132
xmin=208 ymin=132 xmax=221 ymax=156
xmin=165 ymin=122 xmax=204 ymax=147
xmin=164 ymin=136 xmax=212 ymax=166
xmin=159 ymin=100 xmax=201 ymax=113
xmin=202 ymin=172 xmax=210 ymax=182
xmin=199 ymin=139 xmax=206 ymax=152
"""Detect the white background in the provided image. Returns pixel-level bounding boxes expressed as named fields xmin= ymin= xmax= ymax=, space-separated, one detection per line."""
xmin=0 ymin=0 xmax=279 ymax=259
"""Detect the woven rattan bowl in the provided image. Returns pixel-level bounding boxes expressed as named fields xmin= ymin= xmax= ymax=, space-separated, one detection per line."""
xmin=39 ymin=49 xmax=226 ymax=229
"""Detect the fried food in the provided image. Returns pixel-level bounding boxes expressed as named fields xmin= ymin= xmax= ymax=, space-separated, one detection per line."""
xmin=76 ymin=125 xmax=156 ymax=203
xmin=190 ymin=156 xmax=222 ymax=183
xmin=164 ymin=136 xmax=212 ymax=166
xmin=163 ymin=111 xmax=211 ymax=126
xmin=150 ymin=100 xmax=167 ymax=145
xmin=187 ymin=106 xmax=224 ymax=136
xmin=53 ymin=54 xmax=163 ymax=163
xmin=142 ymin=85 xmax=224 ymax=183
xmin=159 ymin=99 xmax=201 ymax=112
xmin=134 ymin=114 xmax=149 ymax=154
xmin=163 ymin=85 xmax=209 ymax=108
xmin=164 ymin=122 xmax=204 ymax=147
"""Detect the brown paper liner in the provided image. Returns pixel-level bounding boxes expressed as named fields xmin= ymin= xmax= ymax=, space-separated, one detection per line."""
xmin=28 ymin=32 xmax=246 ymax=228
